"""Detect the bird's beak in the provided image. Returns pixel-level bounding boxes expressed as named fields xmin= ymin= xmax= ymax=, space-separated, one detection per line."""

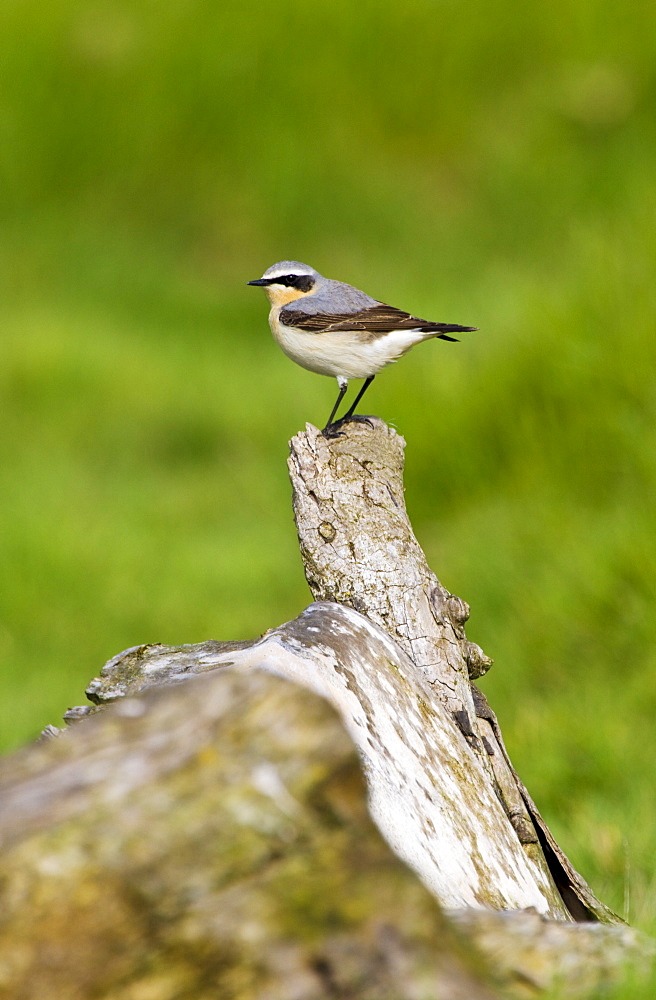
xmin=247 ymin=278 xmax=271 ymax=286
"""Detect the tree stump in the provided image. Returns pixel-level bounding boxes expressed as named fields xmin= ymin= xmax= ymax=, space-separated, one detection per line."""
xmin=288 ymin=420 xmax=617 ymax=921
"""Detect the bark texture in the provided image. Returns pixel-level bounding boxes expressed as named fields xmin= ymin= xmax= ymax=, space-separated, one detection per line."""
xmin=288 ymin=419 xmax=489 ymax=714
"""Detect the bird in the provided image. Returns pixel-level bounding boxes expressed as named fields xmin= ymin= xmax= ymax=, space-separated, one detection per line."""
xmin=248 ymin=261 xmax=476 ymax=437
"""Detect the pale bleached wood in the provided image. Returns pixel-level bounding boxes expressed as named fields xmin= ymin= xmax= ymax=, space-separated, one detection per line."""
xmin=287 ymin=419 xmax=619 ymax=923
xmin=73 ymin=603 xmax=566 ymax=914
xmin=288 ymin=419 xmax=488 ymax=720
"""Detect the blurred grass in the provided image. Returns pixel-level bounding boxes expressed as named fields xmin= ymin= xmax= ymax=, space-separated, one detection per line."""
xmin=1 ymin=0 xmax=656 ymax=961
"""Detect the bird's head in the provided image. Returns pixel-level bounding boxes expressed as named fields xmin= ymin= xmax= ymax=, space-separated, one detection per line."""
xmin=247 ymin=261 xmax=320 ymax=306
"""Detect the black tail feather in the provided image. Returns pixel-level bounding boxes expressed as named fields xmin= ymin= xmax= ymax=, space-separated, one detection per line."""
xmin=434 ymin=323 xmax=477 ymax=342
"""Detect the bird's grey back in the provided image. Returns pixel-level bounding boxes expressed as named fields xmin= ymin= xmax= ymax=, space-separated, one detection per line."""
xmin=287 ymin=275 xmax=380 ymax=316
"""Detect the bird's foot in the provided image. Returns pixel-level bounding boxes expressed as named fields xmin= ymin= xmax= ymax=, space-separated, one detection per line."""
xmin=321 ymin=424 xmax=345 ymax=439
xmin=321 ymin=414 xmax=374 ymax=439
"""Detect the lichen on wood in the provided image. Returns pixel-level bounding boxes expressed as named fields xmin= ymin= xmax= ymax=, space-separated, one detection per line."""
xmin=0 ymin=670 xmax=501 ymax=1000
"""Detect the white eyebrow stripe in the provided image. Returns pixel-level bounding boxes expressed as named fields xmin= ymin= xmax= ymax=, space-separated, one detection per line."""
xmin=264 ymin=268 xmax=315 ymax=282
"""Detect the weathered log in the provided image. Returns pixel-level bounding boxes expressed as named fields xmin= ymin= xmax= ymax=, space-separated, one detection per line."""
xmin=0 ymin=418 xmax=652 ymax=998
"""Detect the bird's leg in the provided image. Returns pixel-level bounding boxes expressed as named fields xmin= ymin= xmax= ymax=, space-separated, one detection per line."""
xmin=322 ymin=379 xmax=349 ymax=438
xmin=327 ymin=376 xmax=375 ymax=434
xmin=342 ymin=376 xmax=375 ymax=420
xmin=323 ymin=376 xmax=377 ymax=438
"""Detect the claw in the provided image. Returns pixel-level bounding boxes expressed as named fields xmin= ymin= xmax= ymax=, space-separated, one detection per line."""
xmin=321 ymin=424 xmax=346 ymax=439
xmin=339 ymin=414 xmax=374 ymax=429
xmin=322 ymin=414 xmax=374 ymax=439
xmin=351 ymin=415 xmax=374 ymax=429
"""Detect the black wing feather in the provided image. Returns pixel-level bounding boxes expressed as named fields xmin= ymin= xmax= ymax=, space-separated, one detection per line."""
xmin=280 ymin=303 xmax=476 ymax=340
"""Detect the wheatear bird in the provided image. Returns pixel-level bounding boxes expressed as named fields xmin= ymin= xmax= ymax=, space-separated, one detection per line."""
xmin=248 ymin=261 xmax=476 ymax=437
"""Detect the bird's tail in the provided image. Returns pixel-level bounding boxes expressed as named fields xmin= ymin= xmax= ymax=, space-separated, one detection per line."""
xmin=425 ymin=323 xmax=478 ymax=343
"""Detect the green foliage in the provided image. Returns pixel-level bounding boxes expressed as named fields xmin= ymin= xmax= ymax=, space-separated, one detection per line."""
xmin=1 ymin=0 xmax=655 ymax=958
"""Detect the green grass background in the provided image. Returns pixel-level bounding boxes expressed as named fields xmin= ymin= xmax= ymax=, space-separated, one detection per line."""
xmin=2 ymin=0 xmax=656 ymax=965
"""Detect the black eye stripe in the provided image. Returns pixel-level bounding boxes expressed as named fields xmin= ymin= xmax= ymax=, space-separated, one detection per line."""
xmin=271 ymin=274 xmax=315 ymax=292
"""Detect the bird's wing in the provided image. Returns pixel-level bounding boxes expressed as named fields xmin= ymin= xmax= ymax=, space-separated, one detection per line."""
xmin=279 ymin=303 xmax=475 ymax=340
